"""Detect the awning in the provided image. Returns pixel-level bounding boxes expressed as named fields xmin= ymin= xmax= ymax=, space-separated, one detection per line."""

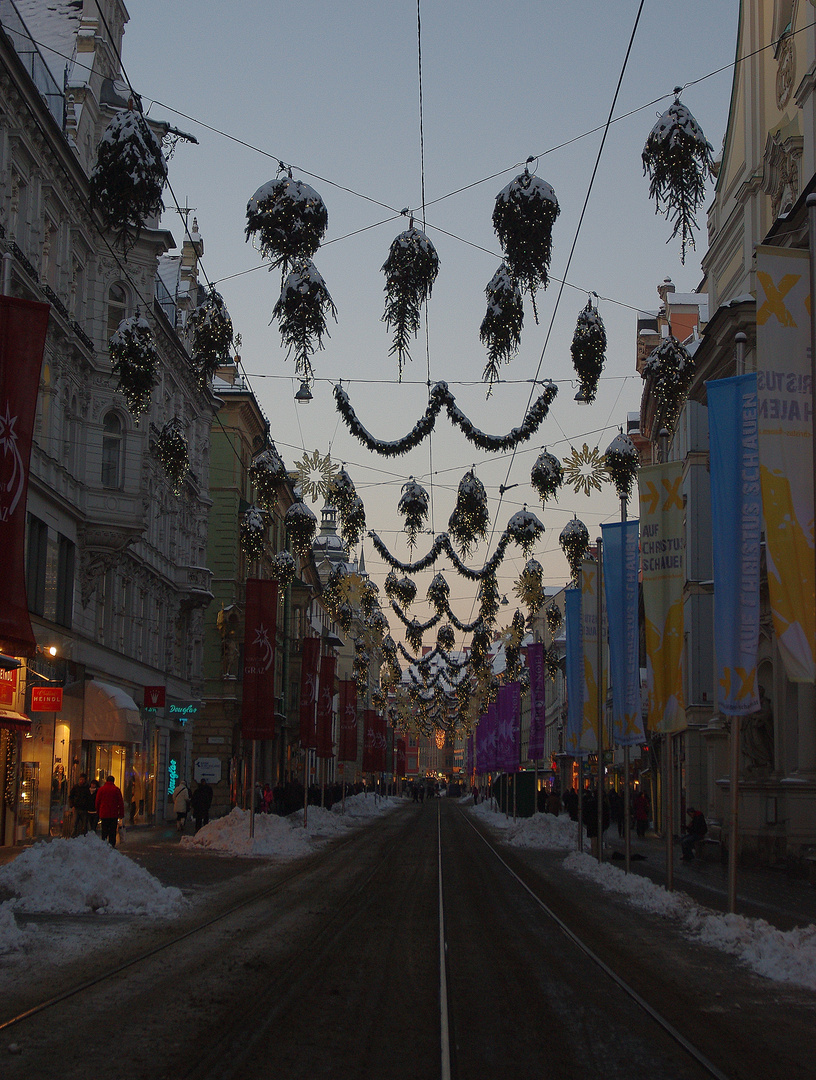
xmin=0 ymin=708 xmax=30 ymax=733
xmin=83 ymin=681 xmax=144 ymax=744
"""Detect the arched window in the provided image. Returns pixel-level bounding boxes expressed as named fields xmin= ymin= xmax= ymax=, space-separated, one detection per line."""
xmin=101 ymin=412 xmax=123 ymax=489
xmin=107 ymin=282 xmax=129 ymax=342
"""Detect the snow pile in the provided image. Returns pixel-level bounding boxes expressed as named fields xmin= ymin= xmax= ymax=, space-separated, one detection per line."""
xmin=0 ymin=901 xmax=25 ymax=955
xmin=0 ymin=834 xmax=183 ymax=918
xmin=469 ymin=799 xmax=512 ymax=830
xmin=505 ymin=812 xmax=580 ymax=852
xmin=331 ymin=793 xmax=402 ymax=820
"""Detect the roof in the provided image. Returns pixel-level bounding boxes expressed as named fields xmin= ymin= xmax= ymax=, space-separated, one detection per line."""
xmin=11 ymin=0 xmax=83 ymax=89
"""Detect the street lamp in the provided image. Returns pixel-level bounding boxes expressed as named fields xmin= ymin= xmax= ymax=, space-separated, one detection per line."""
xmin=294 ymin=380 xmax=313 ymax=404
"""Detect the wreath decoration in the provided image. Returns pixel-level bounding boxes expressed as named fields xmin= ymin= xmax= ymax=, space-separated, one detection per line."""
xmin=480 ymin=263 xmax=524 ymax=393
xmin=272 ymin=261 xmax=337 ymax=384
xmin=187 ymin=288 xmax=235 ymax=389
xmin=155 ymin=417 xmax=189 ymax=494
xmin=269 ymin=549 xmax=297 ymax=589
xmin=249 ymin=445 xmax=288 ymax=510
xmin=448 ymin=471 xmax=490 ymax=557
xmin=530 ymin=449 xmax=563 ymax=504
xmin=546 ymin=603 xmax=563 ymax=636
xmin=641 ymin=335 xmax=694 ymax=433
xmin=382 ymin=225 xmax=440 ymax=378
xmin=605 ymin=432 xmax=640 ymax=502
xmin=642 ymin=92 xmax=714 ymax=264
xmin=109 ymin=312 xmax=158 ymax=422
xmin=514 ymin=558 xmax=545 ymax=616
xmin=506 ymin=506 xmax=545 ymax=556
xmin=333 ymin=379 xmax=557 ymax=457
xmin=284 ymin=500 xmax=318 ymax=557
xmin=559 ymin=517 xmax=590 ymax=581
xmin=492 ymin=168 xmax=559 ymax=319
xmin=397 ymin=477 xmax=430 ymax=549
xmin=245 ymin=174 xmax=328 ymax=277
xmin=90 ymin=107 xmax=166 ymax=253
xmin=240 ymin=506 xmax=267 ymax=560
xmin=571 ymin=298 xmax=606 ymax=404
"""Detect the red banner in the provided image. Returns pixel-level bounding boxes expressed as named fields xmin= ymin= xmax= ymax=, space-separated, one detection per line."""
xmin=240 ymin=579 xmax=278 ymax=739
xmin=299 ymin=636 xmax=320 ymax=748
xmin=316 ymin=653 xmax=336 ymax=759
xmin=0 ymin=296 xmax=50 ymax=658
xmin=144 ymin=685 xmax=166 ymax=709
xmin=374 ymin=712 xmax=387 ymax=773
xmin=31 ymin=686 xmax=63 ymax=712
xmin=362 ymin=709 xmax=377 ymax=773
xmin=338 ymin=679 xmax=358 ymax=762
xmin=396 ymin=737 xmax=406 ymax=777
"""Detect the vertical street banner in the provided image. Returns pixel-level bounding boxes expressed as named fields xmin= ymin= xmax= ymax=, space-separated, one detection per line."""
xmin=299 ymin=637 xmax=320 ymax=748
xmin=639 ymin=460 xmax=686 ymax=733
xmin=496 ymin=683 xmax=512 ymax=772
xmin=466 ymin=732 xmax=473 ymax=777
xmin=0 ymin=296 xmax=50 ymax=658
xmin=315 ymin=653 xmax=336 ymax=758
xmin=527 ymin=642 xmax=546 ymax=760
xmin=601 ymin=520 xmax=644 ymax=745
xmin=564 ymin=587 xmax=584 ymax=756
xmin=337 ymin=679 xmax=358 ymax=762
xmin=374 ymin=712 xmax=388 ymax=772
xmin=580 ymin=560 xmax=600 ymax=754
xmin=475 ymin=715 xmax=486 ymax=773
xmin=362 ymin=709 xmax=377 ymax=772
xmin=484 ymin=703 xmax=498 ymax=773
xmin=241 ymin=578 xmax=278 ymax=739
xmin=396 ymin=737 xmax=406 ymax=777
xmin=755 ymin=245 xmax=815 ymax=682
xmin=707 ymin=373 xmax=761 ymax=713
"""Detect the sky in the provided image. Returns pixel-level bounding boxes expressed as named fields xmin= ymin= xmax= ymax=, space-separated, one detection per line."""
xmin=116 ymin=0 xmax=740 ymax=639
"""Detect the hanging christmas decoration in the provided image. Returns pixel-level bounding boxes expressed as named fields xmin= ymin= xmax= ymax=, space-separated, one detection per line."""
xmin=368 ymin=529 xmax=512 ymax=582
xmin=272 ymin=261 xmax=337 ymax=384
xmin=406 ymin=617 xmax=426 ymax=654
xmin=294 ymin=448 xmax=338 ymax=503
xmin=642 ymin=92 xmax=714 ymax=263
xmin=506 ymin=506 xmax=545 ymax=556
xmin=478 ymin=572 xmax=500 ymax=627
xmin=604 ymin=432 xmax=640 ymax=502
xmin=240 ymin=506 xmax=267 ymax=560
xmin=358 ymin=577 xmax=380 ymax=618
xmin=448 ymin=470 xmax=489 ymax=557
xmin=245 ymin=174 xmax=328 ymax=276
xmin=269 ymin=549 xmax=297 ymax=589
xmin=154 ymin=416 xmax=189 ymax=494
xmin=187 ymin=288 xmax=235 ymax=389
xmin=492 ymin=168 xmax=559 ymax=319
xmin=437 ymin=624 xmax=456 ymax=652
xmin=390 ymin=601 xmax=442 ymax=642
xmin=339 ymin=495 xmax=366 ymax=549
xmin=426 ymin=573 xmax=451 ymax=615
xmin=570 ymin=297 xmax=606 ymax=404
xmin=530 ymin=449 xmax=563 ymax=505
xmin=381 ymin=225 xmax=440 ymax=378
xmin=546 ymin=603 xmax=563 ymax=636
xmin=502 ymin=609 xmax=528 ymax=683
xmin=90 ymin=107 xmax=166 ymax=253
xmin=385 ymin=571 xmax=418 ymax=609
xmin=284 ymin=500 xmax=318 ymax=557
xmin=480 ymin=263 xmax=524 ymax=393
xmin=337 ymin=570 xmax=367 ymax=611
xmin=514 ymin=559 xmax=545 ymax=616
xmin=544 ymin=647 xmax=561 ymax=681
xmin=641 ymin=335 xmax=694 ymax=433
xmin=397 ymin=477 xmax=430 ymax=549
xmin=109 ymin=312 xmax=159 ymax=422
xmin=563 ymin=443 xmax=608 ymax=496
xmin=559 ymin=517 xmax=590 ymax=581
xmin=336 ymin=601 xmax=354 ymax=633
xmin=249 ymin=445 xmax=288 ymax=510
xmin=328 ymin=466 xmax=357 ymax=513
xmin=334 ymin=379 xmax=557 ymax=457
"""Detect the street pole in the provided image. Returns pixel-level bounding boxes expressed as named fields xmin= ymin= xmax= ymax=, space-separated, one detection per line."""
xmin=596 ymin=537 xmax=604 ymax=862
xmin=249 ymin=739 xmax=256 ymax=839
xmin=659 ymin=427 xmax=674 ymax=892
xmin=621 ymin=493 xmax=632 ymax=876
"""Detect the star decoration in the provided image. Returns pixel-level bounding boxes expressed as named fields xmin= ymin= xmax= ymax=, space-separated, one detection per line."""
xmin=563 ymin=442 xmax=608 ymax=496
xmin=294 ymin=448 xmax=338 ymax=503
xmin=337 ymin=571 xmax=366 ymax=609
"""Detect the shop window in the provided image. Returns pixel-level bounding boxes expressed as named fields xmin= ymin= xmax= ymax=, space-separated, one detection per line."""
xmin=101 ymin=411 xmax=123 ymax=489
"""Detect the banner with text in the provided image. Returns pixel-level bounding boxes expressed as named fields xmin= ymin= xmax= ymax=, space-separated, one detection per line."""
xmin=601 ymin=520 xmax=643 ymax=745
xmin=241 ymin=579 xmax=278 ymax=740
xmin=564 ymin=587 xmax=584 ymax=756
xmin=526 ymin=642 xmax=546 ymax=760
xmin=580 ymin=560 xmax=600 ymax=755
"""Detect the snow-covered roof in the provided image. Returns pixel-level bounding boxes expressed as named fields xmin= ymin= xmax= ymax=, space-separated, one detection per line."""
xmin=10 ymin=0 xmax=83 ymax=90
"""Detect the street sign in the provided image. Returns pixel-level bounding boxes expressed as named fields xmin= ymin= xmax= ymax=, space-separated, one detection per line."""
xmin=31 ymin=686 xmax=63 ymax=712
xmin=194 ymin=757 xmax=222 ymax=783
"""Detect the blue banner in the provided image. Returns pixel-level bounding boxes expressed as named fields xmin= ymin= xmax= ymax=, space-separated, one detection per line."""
xmin=602 ymin=520 xmax=643 ymax=746
xmin=564 ymin=587 xmax=585 ymax=757
xmin=707 ymin=372 xmax=760 ymax=714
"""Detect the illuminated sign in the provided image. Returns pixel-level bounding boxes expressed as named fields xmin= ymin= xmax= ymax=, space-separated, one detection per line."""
xmin=31 ymin=687 xmax=63 ymax=712
xmin=144 ymin=685 xmax=166 ymax=710
xmin=167 ymin=757 xmax=178 ymax=796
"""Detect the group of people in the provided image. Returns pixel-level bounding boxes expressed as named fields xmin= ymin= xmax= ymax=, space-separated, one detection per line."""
xmin=68 ymin=773 xmax=125 ymax=847
xmin=171 ymin=778 xmax=213 ymax=833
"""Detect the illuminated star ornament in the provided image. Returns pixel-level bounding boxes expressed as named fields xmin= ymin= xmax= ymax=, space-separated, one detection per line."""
xmin=563 ymin=443 xmax=608 ymax=497
xmin=294 ymin=449 xmax=338 ymax=503
xmin=337 ymin=571 xmax=366 ymax=609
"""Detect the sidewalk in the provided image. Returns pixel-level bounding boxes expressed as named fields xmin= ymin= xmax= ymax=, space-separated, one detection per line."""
xmin=0 ymin=821 xmax=186 ymax=868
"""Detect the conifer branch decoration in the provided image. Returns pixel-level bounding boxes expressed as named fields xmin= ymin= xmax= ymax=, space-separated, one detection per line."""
xmin=269 ymin=550 xmax=297 ymax=589
xmin=397 ymin=478 xmax=430 ymax=549
xmin=480 ymin=263 xmax=523 ymax=393
xmin=605 ymin=432 xmax=640 ymax=502
xmin=506 ymin=507 xmax=545 ymax=557
xmin=154 ymin=416 xmax=189 ymax=494
xmin=249 ymin=445 xmax=288 ymax=511
xmin=382 ymin=226 xmax=440 ymax=378
xmin=571 ymin=298 xmax=606 ymax=404
xmin=240 ymin=506 xmax=267 ymax=560
xmin=448 ymin=471 xmax=489 ymax=557
xmin=530 ymin=449 xmax=563 ymax=504
xmin=285 ymin=500 xmax=318 ymax=557
xmin=109 ymin=313 xmax=158 ymax=422
xmin=492 ymin=169 xmax=559 ymax=319
xmin=187 ymin=288 xmax=235 ymax=389
xmin=245 ymin=174 xmax=328 ymax=277
xmin=272 ymin=261 xmax=337 ymax=384
xmin=641 ymin=335 xmax=694 ymax=434
xmin=559 ymin=517 xmax=590 ymax=581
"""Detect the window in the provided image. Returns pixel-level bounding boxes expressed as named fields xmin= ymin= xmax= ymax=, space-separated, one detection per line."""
xmin=25 ymin=518 xmax=73 ymax=627
xmin=26 ymin=514 xmax=48 ymax=617
xmin=101 ymin=412 xmax=123 ymax=489
xmin=55 ymin=536 xmax=75 ymax=628
xmin=107 ymin=282 xmax=128 ymax=342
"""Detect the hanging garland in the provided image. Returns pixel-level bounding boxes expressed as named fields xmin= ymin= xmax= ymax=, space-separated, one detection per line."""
xmin=109 ymin=312 xmax=159 ymax=422
xmin=187 ymin=288 xmax=235 ymax=389
xmin=90 ymin=107 xmax=166 ymax=253
xmin=480 ymin=263 xmax=524 ymax=393
xmin=269 ymin=549 xmax=297 ymax=589
xmin=368 ymin=529 xmax=512 ymax=581
xmin=642 ymin=92 xmax=714 ymax=264
xmin=530 ymin=449 xmax=563 ymax=504
xmin=514 ymin=558 xmax=545 ymax=616
xmin=381 ymin=225 xmax=440 ymax=378
xmin=272 ymin=261 xmax=337 ymax=384
xmin=249 ymin=445 xmax=288 ymax=511
xmin=641 ymin=335 xmax=695 ymax=433
xmin=506 ymin=506 xmax=545 ymax=556
xmin=285 ymin=500 xmax=318 ymax=557
xmin=240 ymin=506 xmax=267 ymax=560
xmin=397 ymin=478 xmax=430 ymax=549
xmin=448 ymin=470 xmax=489 ymax=557
xmin=570 ymin=298 xmax=606 ymax=404
xmin=333 ymin=379 xmax=557 ymax=457
xmin=546 ymin=602 xmax=563 ymax=636
xmin=605 ymin=432 xmax=640 ymax=501
xmin=245 ymin=174 xmax=328 ymax=276
xmin=559 ymin=517 xmax=590 ymax=580
xmin=155 ymin=416 xmax=189 ymax=494
xmin=390 ymin=600 xmax=443 ymax=643
xmin=492 ymin=168 xmax=560 ymax=319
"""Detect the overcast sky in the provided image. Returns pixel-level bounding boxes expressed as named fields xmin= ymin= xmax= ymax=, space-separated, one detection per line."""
xmin=120 ymin=0 xmax=739 ymax=637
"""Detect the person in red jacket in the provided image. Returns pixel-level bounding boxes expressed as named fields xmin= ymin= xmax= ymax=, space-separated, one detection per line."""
xmin=95 ymin=775 xmax=125 ymax=847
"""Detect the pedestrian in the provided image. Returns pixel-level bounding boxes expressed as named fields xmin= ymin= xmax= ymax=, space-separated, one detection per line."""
xmin=69 ymin=773 xmax=94 ymax=837
xmin=190 ymin=777 xmax=213 ymax=832
xmin=95 ymin=774 xmax=125 ymax=847
xmin=609 ymin=789 xmax=624 ymax=837
xmin=172 ymin=778 xmax=191 ymax=832
xmin=87 ymin=779 xmax=100 ymax=832
xmin=633 ymin=790 xmax=649 ymax=838
xmin=682 ymin=806 xmax=708 ymax=861
xmin=563 ymin=787 xmax=579 ymax=821
xmin=261 ymin=783 xmax=275 ymax=814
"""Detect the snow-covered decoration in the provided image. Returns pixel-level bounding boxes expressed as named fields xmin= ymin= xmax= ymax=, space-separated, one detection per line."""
xmin=559 ymin=517 xmax=590 ymax=581
xmin=245 ymin=174 xmax=328 ymax=276
xmin=322 ymin=464 xmax=365 ymax=546
xmin=359 ymin=577 xmax=380 ymax=618
xmin=368 ymin=529 xmax=512 ymax=582
xmin=336 ymin=600 xmax=354 ymax=633
xmin=437 ymin=624 xmax=456 ymax=651
xmin=506 ymin=506 xmax=544 ymax=556
xmin=514 ymin=558 xmax=545 ymax=616
xmin=641 ymin=335 xmax=695 ymax=433
xmin=272 ymin=261 xmax=337 ymax=384
xmin=530 ymin=449 xmax=563 ymax=504
xmin=426 ymin=573 xmax=450 ymax=614
xmin=328 ymin=466 xmax=357 ymax=513
xmin=187 ymin=288 xmax=234 ymax=388
xmin=284 ymin=500 xmax=318 ymax=556
xmin=544 ymin=646 xmax=561 ymax=681
xmin=154 ymin=416 xmax=189 ymax=494
xmin=391 ymin=603 xmax=443 ymax=652
xmin=480 ymin=263 xmax=524 ymax=393
xmin=108 ymin=312 xmax=158 ymax=422
xmin=502 ymin=609 xmax=528 ymax=683
xmin=642 ymin=94 xmax=714 ymax=263
xmin=397 ymin=477 xmax=430 ymax=549
xmin=604 ymin=432 xmax=640 ymax=501
xmin=249 ymin=445 xmax=288 ymax=510
xmin=333 ymin=379 xmax=557 ymax=457
xmin=339 ymin=494 xmax=366 ymax=548
xmin=294 ymin=448 xmax=338 ymax=503
xmin=546 ymin=603 xmax=563 ymax=635
xmin=90 ymin=108 xmax=166 ymax=253
xmin=384 ymin=571 xmax=417 ymax=609
xmin=492 ymin=169 xmax=559 ymax=319
xmin=563 ymin=442 xmax=608 ymax=496
xmin=353 ymin=640 xmax=371 ymax=695
xmin=269 ymin=549 xmax=297 ymax=589
xmin=448 ymin=471 xmax=489 ymax=557
xmin=478 ymin=571 xmax=500 ymax=626
xmin=381 ymin=226 xmax=439 ymax=378
xmin=365 ymin=608 xmax=389 ymax=640
xmin=570 ymin=298 xmax=606 ymax=404
xmin=240 ymin=506 xmax=267 ymax=560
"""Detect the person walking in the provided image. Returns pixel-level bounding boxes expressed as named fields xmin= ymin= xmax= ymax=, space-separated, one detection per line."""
xmin=95 ymin=775 xmax=125 ymax=847
xmin=87 ymin=778 xmax=100 ymax=832
xmin=190 ymin=777 xmax=213 ymax=833
xmin=682 ymin=806 xmax=708 ymax=861
xmin=69 ymin=773 xmax=94 ymax=836
xmin=172 ymin=779 xmax=191 ymax=832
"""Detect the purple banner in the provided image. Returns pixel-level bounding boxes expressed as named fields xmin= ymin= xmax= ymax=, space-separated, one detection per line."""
xmin=497 ymin=683 xmax=520 ymax=773
xmin=527 ymin=643 xmax=546 ymax=759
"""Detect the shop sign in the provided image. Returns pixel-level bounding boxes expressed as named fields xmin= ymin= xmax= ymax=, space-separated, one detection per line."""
xmin=0 ymin=667 xmax=16 ymax=706
xmin=144 ymin=685 xmax=166 ymax=710
xmin=169 ymin=702 xmax=200 ymax=724
xmin=194 ymin=757 xmax=222 ymax=783
xmin=31 ymin=686 xmax=63 ymax=712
